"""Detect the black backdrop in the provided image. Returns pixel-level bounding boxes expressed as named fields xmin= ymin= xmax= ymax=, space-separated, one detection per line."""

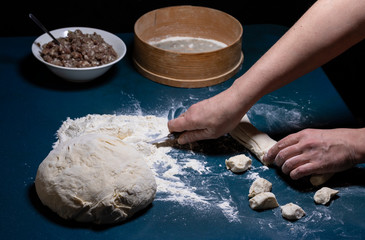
xmin=2 ymin=0 xmax=364 ymax=122
xmin=2 ymin=0 xmax=316 ymax=37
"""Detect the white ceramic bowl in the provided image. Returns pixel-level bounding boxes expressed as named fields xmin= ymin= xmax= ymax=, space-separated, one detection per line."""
xmin=32 ymin=27 xmax=126 ymax=82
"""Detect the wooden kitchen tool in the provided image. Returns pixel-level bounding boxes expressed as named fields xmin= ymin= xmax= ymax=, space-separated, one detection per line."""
xmin=133 ymin=6 xmax=243 ymax=88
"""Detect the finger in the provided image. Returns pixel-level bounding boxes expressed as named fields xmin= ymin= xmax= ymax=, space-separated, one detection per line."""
xmin=281 ymin=154 xmax=309 ymax=175
xmin=274 ymin=144 xmax=303 ymax=167
xmin=263 ymin=133 xmax=300 ymax=165
xmin=168 ymin=114 xmax=190 ymax=133
xmin=289 ymin=162 xmax=316 ymax=180
xmin=262 ymin=145 xmax=278 ymax=165
xmin=178 ymin=128 xmax=216 ymax=144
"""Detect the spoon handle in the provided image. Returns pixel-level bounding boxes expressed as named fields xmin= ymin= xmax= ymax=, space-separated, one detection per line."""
xmin=29 ymin=13 xmax=61 ymax=45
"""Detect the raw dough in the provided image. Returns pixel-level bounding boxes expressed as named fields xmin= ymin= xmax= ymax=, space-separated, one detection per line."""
xmin=309 ymin=173 xmax=335 ymax=186
xmin=35 ymin=133 xmax=157 ymax=224
xmin=230 ymin=115 xmax=276 ymax=164
xmin=280 ymin=203 xmax=306 ymax=221
xmin=230 ymin=115 xmax=334 ymax=186
xmin=225 ymin=154 xmax=252 ymax=173
xmin=314 ymin=187 xmax=339 ymax=205
xmin=248 ymin=177 xmax=272 ymax=198
xmin=249 ymin=192 xmax=279 ymax=210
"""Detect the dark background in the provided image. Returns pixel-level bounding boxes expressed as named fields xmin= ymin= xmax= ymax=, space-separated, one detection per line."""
xmin=2 ymin=0 xmax=364 ymax=124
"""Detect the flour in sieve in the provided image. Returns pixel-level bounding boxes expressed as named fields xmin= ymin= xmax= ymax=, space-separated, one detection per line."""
xmin=149 ymin=36 xmax=227 ymax=53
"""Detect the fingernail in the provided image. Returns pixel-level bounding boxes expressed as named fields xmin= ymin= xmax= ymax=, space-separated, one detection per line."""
xmin=177 ymin=136 xmax=186 ymax=145
xmin=262 ymin=152 xmax=269 ymax=165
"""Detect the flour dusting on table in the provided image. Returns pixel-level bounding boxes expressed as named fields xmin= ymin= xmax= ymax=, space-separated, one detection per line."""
xmin=54 ymin=114 xmax=241 ymax=222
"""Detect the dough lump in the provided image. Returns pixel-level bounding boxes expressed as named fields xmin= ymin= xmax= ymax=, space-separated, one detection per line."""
xmin=230 ymin=115 xmax=276 ymax=163
xmin=35 ymin=133 xmax=157 ymax=224
xmin=280 ymin=203 xmax=305 ymax=221
xmin=225 ymin=154 xmax=252 ymax=173
xmin=309 ymin=173 xmax=335 ymax=186
xmin=314 ymin=187 xmax=339 ymax=205
xmin=248 ymin=177 xmax=272 ymax=198
xmin=249 ymin=192 xmax=279 ymax=210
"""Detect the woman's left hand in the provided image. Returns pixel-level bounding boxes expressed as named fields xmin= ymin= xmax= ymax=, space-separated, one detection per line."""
xmin=263 ymin=128 xmax=365 ymax=180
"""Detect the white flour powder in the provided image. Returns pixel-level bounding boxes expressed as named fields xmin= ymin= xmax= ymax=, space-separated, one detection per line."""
xmin=54 ymin=114 xmax=200 ymax=202
xmin=149 ymin=36 xmax=227 ymax=53
xmin=53 ymin=114 xmax=242 ymax=222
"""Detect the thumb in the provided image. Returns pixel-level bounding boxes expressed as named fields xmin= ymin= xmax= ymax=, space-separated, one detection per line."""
xmin=177 ymin=129 xmax=211 ymax=144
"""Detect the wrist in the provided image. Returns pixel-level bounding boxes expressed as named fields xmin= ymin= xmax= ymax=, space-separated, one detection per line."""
xmin=352 ymin=128 xmax=365 ymax=165
xmin=226 ymin=80 xmax=252 ymax=116
xmin=229 ymin=72 xmax=267 ymax=112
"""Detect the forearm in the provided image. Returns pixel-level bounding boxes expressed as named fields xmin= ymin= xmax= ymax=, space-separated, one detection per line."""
xmin=229 ymin=0 xmax=365 ymax=113
xmin=168 ymin=0 xmax=365 ymax=144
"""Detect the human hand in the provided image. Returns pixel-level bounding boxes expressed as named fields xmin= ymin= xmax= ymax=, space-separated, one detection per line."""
xmin=167 ymin=87 xmax=246 ymax=145
xmin=263 ymin=128 xmax=365 ymax=180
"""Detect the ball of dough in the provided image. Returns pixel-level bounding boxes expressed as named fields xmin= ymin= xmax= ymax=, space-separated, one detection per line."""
xmin=35 ymin=133 xmax=157 ymax=224
xmin=249 ymin=192 xmax=279 ymax=210
xmin=314 ymin=187 xmax=339 ymax=205
xmin=248 ymin=177 xmax=272 ymax=198
xmin=280 ymin=203 xmax=305 ymax=221
xmin=225 ymin=154 xmax=252 ymax=173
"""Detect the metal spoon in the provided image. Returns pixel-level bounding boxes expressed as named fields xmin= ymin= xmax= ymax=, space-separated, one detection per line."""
xmin=29 ymin=13 xmax=61 ymax=45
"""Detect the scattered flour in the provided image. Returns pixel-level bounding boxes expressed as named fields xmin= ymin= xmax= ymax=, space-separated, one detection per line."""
xmin=53 ymin=114 xmax=241 ymax=222
xmin=217 ymin=198 xmax=240 ymax=223
xmin=248 ymin=103 xmax=309 ymax=135
xmin=245 ymin=166 xmax=269 ymax=181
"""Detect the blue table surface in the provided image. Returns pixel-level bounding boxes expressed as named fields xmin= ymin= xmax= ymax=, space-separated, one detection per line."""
xmin=1 ymin=24 xmax=364 ymax=240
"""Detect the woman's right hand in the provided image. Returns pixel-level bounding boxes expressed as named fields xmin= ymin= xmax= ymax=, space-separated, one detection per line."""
xmin=168 ymin=86 xmax=246 ymax=145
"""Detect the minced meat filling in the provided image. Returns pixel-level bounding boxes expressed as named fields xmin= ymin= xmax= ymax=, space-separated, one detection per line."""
xmin=40 ymin=30 xmax=118 ymax=68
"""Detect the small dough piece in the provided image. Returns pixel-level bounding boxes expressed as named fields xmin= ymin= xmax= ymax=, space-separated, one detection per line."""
xmin=225 ymin=154 xmax=252 ymax=173
xmin=249 ymin=192 xmax=279 ymax=210
xmin=280 ymin=203 xmax=306 ymax=221
xmin=314 ymin=187 xmax=339 ymax=205
xmin=35 ymin=133 xmax=157 ymax=224
xmin=230 ymin=115 xmax=334 ymax=186
xmin=310 ymin=173 xmax=335 ymax=186
xmin=248 ymin=177 xmax=272 ymax=198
